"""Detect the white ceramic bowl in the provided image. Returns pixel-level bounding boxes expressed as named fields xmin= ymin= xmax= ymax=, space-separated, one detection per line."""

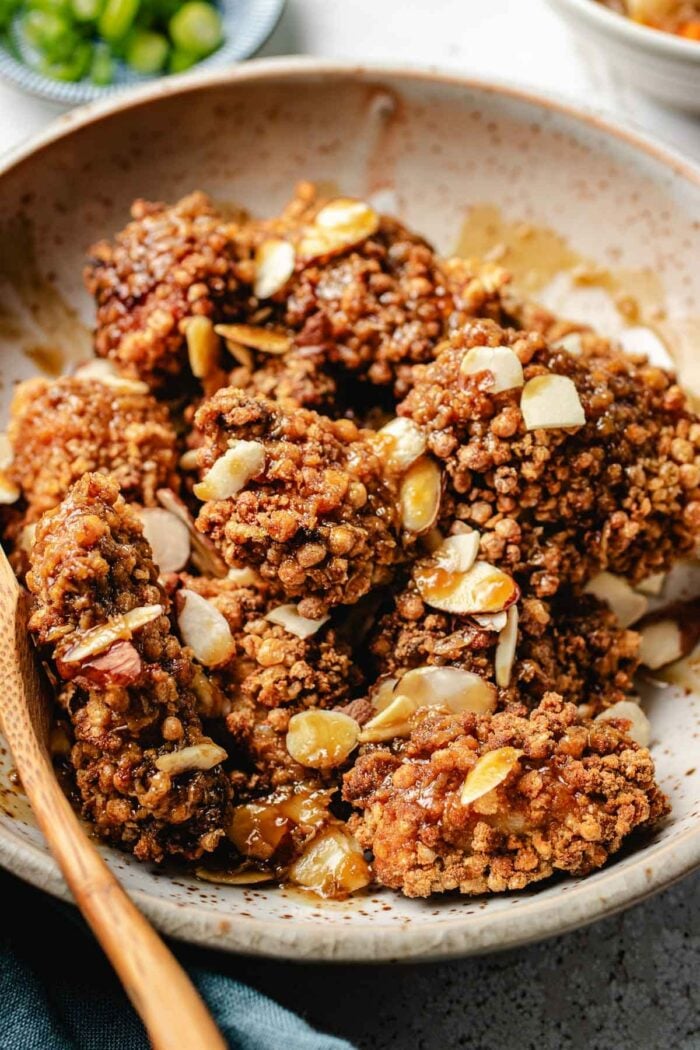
xmin=0 ymin=59 xmax=699 ymax=962
xmin=548 ymin=0 xmax=700 ymax=111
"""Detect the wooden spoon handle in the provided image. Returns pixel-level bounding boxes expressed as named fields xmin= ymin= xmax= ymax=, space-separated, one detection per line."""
xmin=0 ymin=578 xmax=226 ymax=1050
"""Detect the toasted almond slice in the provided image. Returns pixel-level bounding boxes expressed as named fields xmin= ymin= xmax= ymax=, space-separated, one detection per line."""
xmin=177 ymin=589 xmax=236 ymax=666
xmin=520 ymin=374 xmax=586 ymax=430
xmin=435 ymin=532 xmax=480 ymax=575
xmin=584 ymin=572 xmax=648 ymax=628
xmin=137 ymin=507 xmax=191 ymax=574
xmin=195 ymin=867 xmax=274 ymax=886
xmin=179 ymin=448 xmax=201 ymax=472
xmin=214 ymin=324 xmax=291 ymax=355
xmin=595 ymin=700 xmax=650 ymax=748
xmin=495 ymin=605 xmax=519 ymax=688
xmin=472 ymin=611 xmax=508 ymax=631
xmin=395 ymin=665 xmax=497 ymax=715
xmin=254 ymin=238 xmax=295 ymax=299
xmin=636 ymin=572 xmax=666 ymax=597
xmin=299 ymin=198 xmax=380 ymax=260
xmin=460 ymin=747 xmax=523 ymax=806
xmin=155 ymin=739 xmax=227 ymax=775
xmin=18 ymin=522 xmax=37 ymax=553
xmin=552 ymin=332 xmax=583 ymax=355
xmin=286 ymin=710 xmax=360 ymax=769
xmin=415 ymin=558 xmax=519 ymax=615
xmin=223 ymin=340 xmax=254 ymax=370
xmin=359 ymin=694 xmax=417 ymax=743
xmin=74 ymin=358 xmax=149 ymax=393
xmin=639 ymin=619 xmax=684 ymax=670
xmin=369 ymin=675 xmax=399 ymax=712
xmin=156 ymin=488 xmax=228 ymax=578
xmin=399 ymin=456 xmax=442 ymax=534
xmin=0 ymin=471 xmax=20 ymax=505
xmin=185 ymin=316 xmax=220 ymax=379
xmin=0 ymin=433 xmax=13 ymax=471
xmin=226 ymin=565 xmax=262 ymax=587
xmin=288 ymin=827 xmax=371 ymax=898
xmin=460 ymin=345 xmax=524 ymax=393
xmin=375 ymin=417 xmax=427 ymax=475
xmin=265 ymin=604 xmax=330 ymax=640
xmin=81 ymin=640 xmax=143 ymax=685
xmin=62 ymin=604 xmax=163 ymax=664
xmin=193 ymin=440 xmax=266 ymax=501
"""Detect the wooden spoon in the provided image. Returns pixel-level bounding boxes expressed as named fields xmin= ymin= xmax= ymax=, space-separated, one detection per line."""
xmin=0 ymin=550 xmax=226 ymax=1050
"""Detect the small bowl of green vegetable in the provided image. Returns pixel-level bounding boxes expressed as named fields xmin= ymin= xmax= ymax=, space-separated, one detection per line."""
xmin=0 ymin=0 xmax=284 ymax=103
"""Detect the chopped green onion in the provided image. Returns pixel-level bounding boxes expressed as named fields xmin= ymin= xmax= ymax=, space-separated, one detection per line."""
xmin=70 ymin=0 xmax=103 ymax=22
xmin=97 ymin=0 xmax=137 ymax=42
xmin=168 ymin=1 xmax=221 ymax=58
xmin=89 ymin=38 xmax=113 ymax=81
xmin=125 ymin=26 xmax=168 ymax=72
xmin=167 ymin=44 xmax=197 ymax=73
xmin=40 ymin=36 xmax=91 ymax=78
xmin=23 ymin=8 xmax=77 ymax=59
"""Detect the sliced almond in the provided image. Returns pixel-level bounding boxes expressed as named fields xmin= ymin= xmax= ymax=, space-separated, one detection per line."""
xmin=81 ymin=640 xmax=143 ymax=686
xmin=460 ymin=747 xmax=523 ymax=806
xmin=286 ymin=710 xmax=360 ymax=769
xmin=195 ymin=867 xmax=274 ymax=886
xmin=226 ymin=565 xmax=262 ymax=587
xmin=472 ymin=611 xmax=508 ymax=631
xmin=636 ymin=572 xmax=666 ymax=597
xmin=299 ymin=198 xmax=380 ymax=261
xmin=494 ymin=605 xmax=519 ymax=688
xmin=18 ymin=523 xmax=37 ymax=553
xmin=584 ymin=572 xmax=648 ymax=628
xmin=359 ymin=694 xmax=417 ymax=743
xmin=193 ymin=440 xmax=266 ymax=502
xmin=0 ymin=471 xmax=20 ymax=505
xmin=254 ymin=238 xmax=295 ymax=299
xmin=137 ymin=507 xmax=191 ymax=574
xmin=265 ymin=604 xmax=329 ymax=640
xmin=399 ymin=456 xmax=442 ymax=534
xmin=179 ymin=448 xmax=201 ymax=472
xmin=415 ymin=558 xmax=519 ymax=616
xmin=185 ymin=316 xmax=220 ymax=379
xmin=0 ymin=433 xmax=13 ymax=471
xmin=460 ymin=345 xmax=524 ymax=393
xmin=155 ymin=739 xmax=227 ymax=775
xmin=520 ymin=374 xmax=586 ymax=430
xmin=214 ymin=324 xmax=291 ymax=355
xmin=62 ymin=604 xmax=163 ymax=664
xmin=288 ymin=827 xmax=371 ymax=898
xmin=177 ymin=589 xmax=236 ymax=667
xmin=156 ymin=488 xmax=228 ymax=578
xmin=552 ymin=332 xmax=583 ymax=355
xmin=595 ymin=700 xmax=651 ymax=748
xmin=369 ymin=676 xmax=399 ymax=712
xmin=639 ymin=619 xmax=684 ymax=670
xmin=375 ymin=417 xmax=427 ymax=475
xmin=74 ymin=358 xmax=149 ymax=394
xmin=223 ymin=340 xmax=254 ymax=370
xmin=435 ymin=532 xmax=480 ymax=575
xmin=395 ymin=665 xmax=497 ymax=715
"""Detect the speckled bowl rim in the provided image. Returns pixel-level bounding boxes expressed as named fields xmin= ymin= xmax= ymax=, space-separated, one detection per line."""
xmin=547 ymin=0 xmax=700 ymax=62
xmin=0 ymin=58 xmax=699 ymax=962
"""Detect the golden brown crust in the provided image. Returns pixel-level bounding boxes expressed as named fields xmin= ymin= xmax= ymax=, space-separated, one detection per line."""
xmin=7 ymin=375 xmax=179 ymax=523
xmin=26 ymin=474 xmax=231 ymax=863
xmin=399 ymin=319 xmax=700 ymax=595
xmin=194 ymin=388 xmax=402 ymax=616
xmin=343 ymin=695 xmax=668 ymax=897
xmin=84 ymin=193 xmax=245 ymax=389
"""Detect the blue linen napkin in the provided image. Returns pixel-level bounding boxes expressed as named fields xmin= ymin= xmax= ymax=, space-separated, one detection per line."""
xmin=0 ymin=870 xmax=354 ymax=1050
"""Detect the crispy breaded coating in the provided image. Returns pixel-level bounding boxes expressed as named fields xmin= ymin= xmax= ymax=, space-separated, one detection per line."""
xmin=399 ymin=319 xmax=700 ymax=595
xmin=84 ymin=193 xmax=245 ymax=389
xmin=7 ymin=375 xmax=179 ymax=523
xmin=370 ymin=586 xmax=640 ymax=714
xmin=26 ymin=474 xmax=231 ymax=863
xmin=177 ymin=574 xmax=361 ymax=793
xmin=343 ymin=695 xmax=668 ymax=897
xmin=194 ymin=388 xmax=402 ymax=617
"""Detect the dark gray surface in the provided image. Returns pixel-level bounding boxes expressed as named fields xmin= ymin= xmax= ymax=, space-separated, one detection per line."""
xmin=195 ymin=871 xmax=699 ymax=1050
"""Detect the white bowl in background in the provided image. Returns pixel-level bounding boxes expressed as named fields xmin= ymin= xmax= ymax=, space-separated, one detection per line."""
xmin=548 ymin=0 xmax=700 ymax=112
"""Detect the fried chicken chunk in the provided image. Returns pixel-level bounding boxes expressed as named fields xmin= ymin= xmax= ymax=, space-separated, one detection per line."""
xmin=84 ymin=193 xmax=244 ymax=389
xmin=176 ymin=574 xmax=362 ymax=794
xmin=7 ymin=375 xmax=179 ymax=524
xmin=194 ymin=388 xmax=402 ymax=617
xmin=399 ymin=319 xmax=700 ymax=595
xmin=370 ymin=586 xmax=640 ymax=715
xmin=26 ymin=474 xmax=231 ymax=863
xmin=344 ymin=695 xmax=668 ymax=897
